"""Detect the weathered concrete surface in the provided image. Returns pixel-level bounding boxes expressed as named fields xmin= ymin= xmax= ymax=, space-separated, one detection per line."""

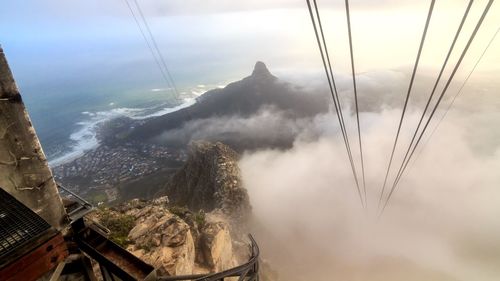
xmin=0 ymin=46 xmax=67 ymax=229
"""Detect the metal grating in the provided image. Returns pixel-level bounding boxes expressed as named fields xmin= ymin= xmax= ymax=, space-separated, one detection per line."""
xmin=0 ymin=187 xmax=52 ymax=260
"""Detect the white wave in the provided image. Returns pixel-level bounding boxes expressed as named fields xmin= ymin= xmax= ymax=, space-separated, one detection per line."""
xmin=81 ymin=111 xmax=95 ymax=116
xmin=49 ymin=98 xmax=197 ymax=166
xmin=49 ymin=120 xmax=100 ymax=166
xmin=190 ymin=90 xmax=205 ymax=96
xmin=49 ymin=108 xmax=134 ymax=166
xmin=130 ymin=98 xmax=196 ymax=120
xmin=151 ymin=88 xmax=171 ymax=92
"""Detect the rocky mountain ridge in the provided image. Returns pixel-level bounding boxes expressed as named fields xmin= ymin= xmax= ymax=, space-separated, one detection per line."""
xmin=90 ymin=141 xmax=267 ymax=277
xmin=163 ymin=141 xmax=251 ymax=224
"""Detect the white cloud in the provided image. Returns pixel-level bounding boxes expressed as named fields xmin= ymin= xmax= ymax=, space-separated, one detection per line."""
xmin=240 ymin=108 xmax=500 ymax=280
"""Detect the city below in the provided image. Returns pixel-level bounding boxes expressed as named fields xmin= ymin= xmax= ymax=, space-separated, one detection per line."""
xmin=52 ymin=142 xmax=187 ymax=204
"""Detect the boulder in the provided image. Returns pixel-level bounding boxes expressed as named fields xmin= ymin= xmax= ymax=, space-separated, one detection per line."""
xmin=198 ymin=213 xmax=238 ymax=272
xmin=127 ymin=204 xmax=195 ymax=276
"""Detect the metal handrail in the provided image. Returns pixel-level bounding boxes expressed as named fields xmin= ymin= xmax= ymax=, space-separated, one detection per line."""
xmin=57 ymin=184 xmax=93 ymax=207
xmin=159 ymin=235 xmax=259 ymax=281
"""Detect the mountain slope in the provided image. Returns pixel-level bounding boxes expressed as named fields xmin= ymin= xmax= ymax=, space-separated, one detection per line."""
xmin=126 ymin=62 xmax=328 ymax=143
xmin=163 ymin=141 xmax=251 ymax=222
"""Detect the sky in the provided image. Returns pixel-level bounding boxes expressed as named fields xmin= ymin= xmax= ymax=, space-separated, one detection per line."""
xmin=1 ymin=0 xmax=499 ymax=89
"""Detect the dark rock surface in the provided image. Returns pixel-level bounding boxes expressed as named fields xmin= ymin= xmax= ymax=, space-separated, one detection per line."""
xmin=163 ymin=141 xmax=251 ymax=221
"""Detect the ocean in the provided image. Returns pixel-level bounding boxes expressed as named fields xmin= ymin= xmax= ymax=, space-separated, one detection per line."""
xmin=20 ymin=82 xmax=226 ymax=167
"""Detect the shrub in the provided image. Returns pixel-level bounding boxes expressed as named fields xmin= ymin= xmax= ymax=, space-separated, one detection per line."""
xmin=194 ymin=210 xmax=206 ymax=227
xmin=168 ymin=205 xmax=189 ymax=217
xmin=99 ymin=210 xmax=136 ymax=247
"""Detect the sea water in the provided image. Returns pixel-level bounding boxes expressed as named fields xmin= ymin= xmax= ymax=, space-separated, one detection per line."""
xmin=21 ymin=83 xmax=221 ymax=167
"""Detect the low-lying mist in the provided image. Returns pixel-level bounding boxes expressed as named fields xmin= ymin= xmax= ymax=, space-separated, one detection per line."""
xmin=238 ymin=76 xmax=500 ymax=280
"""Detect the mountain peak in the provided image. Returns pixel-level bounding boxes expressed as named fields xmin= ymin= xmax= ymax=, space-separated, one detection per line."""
xmin=251 ymin=61 xmax=273 ymax=78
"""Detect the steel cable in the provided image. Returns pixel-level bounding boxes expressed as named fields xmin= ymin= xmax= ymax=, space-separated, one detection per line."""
xmin=132 ymin=0 xmax=180 ymax=98
xmin=380 ymin=0 xmax=495 ymax=215
xmin=410 ymin=27 xmax=499 ymax=169
xmin=377 ymin=0 xmax=436 ymax=212
xmin=345 ymin=0 xmax=367 ymax=207
xmin=388 ymin=0 xmax=474 ymax=205
xmin=306 ymin=0 xmax=365 ymax=207
xmin=123 ymin=0 xmax=175 ymax=93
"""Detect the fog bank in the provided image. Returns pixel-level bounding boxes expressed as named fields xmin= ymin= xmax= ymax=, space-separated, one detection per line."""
xmin=240 ymin=108 xmax=500 ymax=281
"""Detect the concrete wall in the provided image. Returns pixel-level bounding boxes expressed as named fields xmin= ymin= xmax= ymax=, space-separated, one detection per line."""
xmin=0 ymin=47 xmax=67 ymax=229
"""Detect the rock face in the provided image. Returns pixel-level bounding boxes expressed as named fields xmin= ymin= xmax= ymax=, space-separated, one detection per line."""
xmin=164 ymin=141 xmax=251 ymax=222
xmin=94 ymin=196 xmax=248 ymax=277
xmin=198 ymin=212 xmax=237 ymax=272
xmin=125 ymin=198 xmax=196 ymax=276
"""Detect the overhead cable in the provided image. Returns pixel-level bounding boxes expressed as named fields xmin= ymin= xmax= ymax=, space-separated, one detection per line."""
xmin=377 ymin=0 xmax=436 ymax=212
xmin=123 ymin=0 xmax=179 ymax=98
xmin=388 ymin=0 xmax=474 ymax=206
xmin=413 ymin=27 xmax=499 ymax=166
xmin=380 ymin=0 xmax=495 ymax=214
xmin=132 ymin=0 xmax=180 ymax=97
xmin=306 ymin=0 xmax=365 ymax=207
xmin=345 ymin=0 xmax=368 ymax=207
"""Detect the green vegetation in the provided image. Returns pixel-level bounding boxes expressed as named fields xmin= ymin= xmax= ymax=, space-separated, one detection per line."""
xmin=117 ymin=168 xmax=177 ymax=203
xmin=168 ymin=205 xmax=190 ymax=217
xmin=169 ymin=206 xmax=205 ymax=228
xmin=194 ymin=210 xmax=206 ymax=227
xmin=138 ymin=239 xmax=156 ymax=252
xmin=99 ymin=210 xmax=136 ymax=247
xmin=90 ymin=193 xmax=108 ymax=205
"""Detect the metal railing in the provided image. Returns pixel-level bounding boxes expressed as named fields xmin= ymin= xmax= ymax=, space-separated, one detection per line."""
xmin=57 ymin=184 xmax=94 ymax=221
xmin=159 ymin=235 xmax=259 ymax=281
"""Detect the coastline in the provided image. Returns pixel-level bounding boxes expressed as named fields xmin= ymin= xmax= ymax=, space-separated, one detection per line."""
xmin=48 ymin=98 xmax=197 ymax=167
